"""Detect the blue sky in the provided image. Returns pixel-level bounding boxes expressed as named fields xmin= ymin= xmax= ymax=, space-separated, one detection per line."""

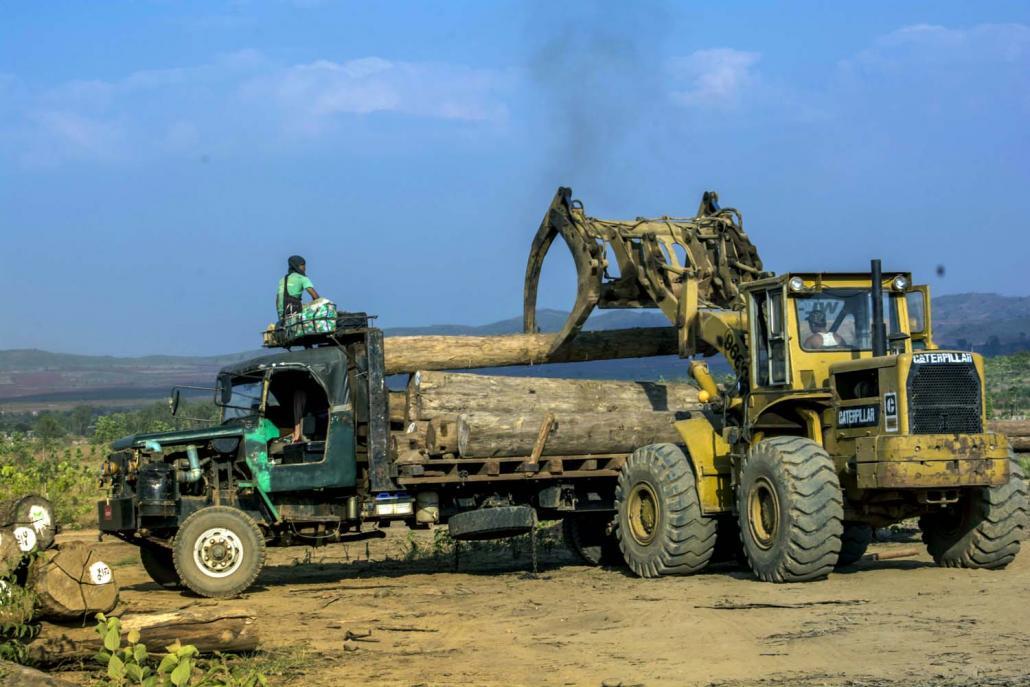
xmin=1 ymin=1 xmax=1028 ymax=356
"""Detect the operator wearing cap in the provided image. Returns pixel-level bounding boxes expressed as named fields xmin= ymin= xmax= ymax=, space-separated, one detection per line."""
xmin=276 ymin=255 xmax=320 ymax=321
xmin=804 ymin=309 xmax=847 ymax=349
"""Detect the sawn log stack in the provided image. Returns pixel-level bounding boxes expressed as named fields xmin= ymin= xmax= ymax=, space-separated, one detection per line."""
xmin=392 ymin=369 xmax=702 ymax=462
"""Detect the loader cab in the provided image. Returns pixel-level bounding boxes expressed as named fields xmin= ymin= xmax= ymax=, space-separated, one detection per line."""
xmin=745 ymin=272 xmax=932 ymax=394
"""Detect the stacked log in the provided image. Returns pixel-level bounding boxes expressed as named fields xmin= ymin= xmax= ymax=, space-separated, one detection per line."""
xmin=407 ymin=371 xmax=702 ymax=420
xmin=990 ymin=420 xmax=1030 ymax=453
xmin=456 ymin=411 xmax=690 ymax=458
xmin=382 ymin=327 xmax=679 ymax=376
xmin=391 ymin=370 xmax=703 ymax=462
xmin=0 ymin=494 xmax=56 ymax=552
xmin=0 ymin=495 xmax=118 ymax=630
xmin=27 ymin=542 xmax=119 ymax=620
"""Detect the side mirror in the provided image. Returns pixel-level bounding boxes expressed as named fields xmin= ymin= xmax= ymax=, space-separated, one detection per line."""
xmin=219 ymin=375 xmax=233 ymax=405
xmin=169 ymin=389 xmax=181 ymax=416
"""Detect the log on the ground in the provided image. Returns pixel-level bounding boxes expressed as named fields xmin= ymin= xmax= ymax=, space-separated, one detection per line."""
xmin=409 ymin=370 xmax=701 ymax=420
xmin=0 ymin=496 xmax=56 ymax=552
xmin=0 ymin=660 xmax=78 ymax=687
xmin=27 ymin=542 xmax=118 ymax=621
xmin=382 ymin=327 xmax=678 ymax=375
xmin=26 ymin=607 xmax=259 ymax=665
xmin=425 ymin=416 xmax=459 ymax=455
xmin=457 ymin=411 xmax=690 ymax=458
xmin=0 ymin=527 xmax=28 ymax=579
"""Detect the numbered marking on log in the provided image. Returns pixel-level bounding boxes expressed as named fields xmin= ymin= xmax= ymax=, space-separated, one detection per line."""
xmin=13 ymin=526 xmax=37 ymax=552
xmin=29 ymin=504 xmax=52 ymax=533
xmin=90 ymin=561 xmax=114 ymax=585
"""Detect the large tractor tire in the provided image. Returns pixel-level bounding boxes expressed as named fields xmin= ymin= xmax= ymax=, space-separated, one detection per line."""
xmin=563 ymin=513 xmax=622 ymax=566
xmin=919 ymin=458 xmax=1027 ymax=569
xmin=737 ymin=436 xmax=843 ymax=582
xmin=614 ymin=443 xmax=716 ymax=578
xmin=172 ymin=506 xmax=266 ymax=598
xmin=836 ymin=523 xmax=873 ymax=568
xmin=139 ymin=543 xmax=181 ymax=589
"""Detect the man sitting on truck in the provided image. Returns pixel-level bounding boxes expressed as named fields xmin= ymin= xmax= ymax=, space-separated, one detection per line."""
xmin=276 ymin=255 xmax=320 ymax=321
xmin=804 ymin=309 xmax=847 ymax=349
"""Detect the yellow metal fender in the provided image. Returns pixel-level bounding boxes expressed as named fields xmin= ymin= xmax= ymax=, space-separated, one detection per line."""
xmin=674 ymin=416 xmax=734 ymax=514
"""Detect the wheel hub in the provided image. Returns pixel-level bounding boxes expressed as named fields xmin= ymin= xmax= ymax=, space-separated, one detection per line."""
xmin=193 ymin=528 xmax=244 ymax=578
xmin=627 ymin=482 xmax=660 ymax=545
xmin=748 ymin=476 xmax=780 ymax=550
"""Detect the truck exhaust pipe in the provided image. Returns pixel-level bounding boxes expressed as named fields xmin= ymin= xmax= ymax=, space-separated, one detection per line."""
xmin=871 ymin=259 xmax=887 ymax=357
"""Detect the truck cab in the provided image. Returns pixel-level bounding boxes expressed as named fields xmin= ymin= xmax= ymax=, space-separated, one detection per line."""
xmin=97 ymin=315 xmax=403 ymax=597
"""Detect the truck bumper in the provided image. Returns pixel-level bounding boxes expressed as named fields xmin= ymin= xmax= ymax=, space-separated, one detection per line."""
xmin=854 ymin=433 xmax=1010 ymax=489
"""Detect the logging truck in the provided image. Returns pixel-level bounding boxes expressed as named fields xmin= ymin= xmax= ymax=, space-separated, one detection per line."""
xmin=98 ymin=314 xmax=698 ymax=598
xmin=96 ymin=187 xmax=1027 ymax=597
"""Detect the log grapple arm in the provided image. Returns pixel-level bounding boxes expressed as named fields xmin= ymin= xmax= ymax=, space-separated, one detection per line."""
xmin=523 ymin=186 xmax=767 ymax=357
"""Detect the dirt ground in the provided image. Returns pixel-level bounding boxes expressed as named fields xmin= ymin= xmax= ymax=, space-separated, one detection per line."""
xmin=53 ymin=525 xmax=1030 ymax=687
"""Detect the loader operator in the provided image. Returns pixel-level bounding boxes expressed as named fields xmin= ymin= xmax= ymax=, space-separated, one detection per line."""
xmin=276 ymin=255 xmax=320 ymax=321
xmin=804 ymin=309 xmax=847 ymax=349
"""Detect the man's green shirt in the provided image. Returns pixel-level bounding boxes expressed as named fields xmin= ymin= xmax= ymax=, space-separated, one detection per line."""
xmin=276 ymin=273 xmax=314 ymax=316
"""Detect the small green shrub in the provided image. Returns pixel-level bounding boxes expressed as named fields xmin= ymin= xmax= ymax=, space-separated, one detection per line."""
xmin=93 ymin=614 xmax=268 ymax=687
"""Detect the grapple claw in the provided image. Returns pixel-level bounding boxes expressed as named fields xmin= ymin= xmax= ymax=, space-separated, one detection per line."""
xmin=523 ymin=186 xmax=767 ymax=356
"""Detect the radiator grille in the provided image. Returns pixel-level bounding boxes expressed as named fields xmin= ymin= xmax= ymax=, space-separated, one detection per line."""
xmin=907 ymin=362 xmax=982 ymax=434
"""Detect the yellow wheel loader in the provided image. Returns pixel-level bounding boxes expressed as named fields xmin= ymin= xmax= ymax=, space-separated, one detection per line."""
xmin=525 ymin=187 xmax=1027 ymax=582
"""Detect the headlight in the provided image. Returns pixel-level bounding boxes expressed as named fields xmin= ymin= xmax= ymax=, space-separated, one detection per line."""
xmin=788 ymin=276 xmax=805 ymax=292
xmin=891 ymin=275 xmax=909 ymax=292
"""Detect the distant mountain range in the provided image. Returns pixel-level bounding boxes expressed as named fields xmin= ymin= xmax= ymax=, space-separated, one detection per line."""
xmin=1 ymin=294 xmax=1026 ymax=409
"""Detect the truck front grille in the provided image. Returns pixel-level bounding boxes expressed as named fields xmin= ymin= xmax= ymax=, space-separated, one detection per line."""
xmin=907 ymin=362 xmax=982 ymax=434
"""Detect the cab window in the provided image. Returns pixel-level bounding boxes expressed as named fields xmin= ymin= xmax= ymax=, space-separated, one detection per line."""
xmin=906 ymin=291 xmax=925 ymax=335
xmin=795 ymin=288 xmax=901 ymax=352
xmin=265 ymin=369 xmax=330 ymax=443
xmin=751 ymin=288 xmax=789 ymax=386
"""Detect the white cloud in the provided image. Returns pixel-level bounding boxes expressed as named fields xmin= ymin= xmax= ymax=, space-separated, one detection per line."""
xmin=3 ymin=51 xmax=508 ymax=166
xmin=242 ymin=57 xmax=508 ymax=133
xmin=668 ymin=48 xmax=761 ymax=108
xmin=847 ymin=23 xmax=1030 ymax=69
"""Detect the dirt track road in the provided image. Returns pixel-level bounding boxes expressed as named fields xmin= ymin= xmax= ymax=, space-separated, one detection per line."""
xmin=59 ymin=527 xmax=1030 ymax=687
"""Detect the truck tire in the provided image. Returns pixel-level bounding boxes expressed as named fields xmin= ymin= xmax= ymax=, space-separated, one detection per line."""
xmin=563 ymin=513 xmax=622 ymax=566
xmin=836 ymin=523 xmax=873 ymax=568
xmin=737 ymin=436 xmax=843 ymax=582
xmin=172 ymin=507 xmax=266 ymax=598
xmin=140 ymin=544 xmax=181 ymax=589
xmin=919 ymin=458 xmax=1027 ymax=569
xmin=615 ymin=443 xmax=716 ymax=578
xmin=448 ymin=506 xmax=536 ymax=541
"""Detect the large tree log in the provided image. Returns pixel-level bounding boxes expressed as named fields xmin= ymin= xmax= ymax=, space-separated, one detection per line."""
xmin=988 ymin=420 xmax=1030 ymax=452
xmin=382 ymin=327 xmax=678 ymax=375
xmin=27 ymin=543 xmax=118 ymax=621
xmin=457 ymin=411 xmax=690 ymax=458
xmin=0 ymin=660 xmax=78 ymax=687
xmin=26 ymin=607 xmax=258 ymax=665
xmin=0 ymin=496 xmax=56 ymax=552
xmin=408 ymin=370 xmax=701 ymax=420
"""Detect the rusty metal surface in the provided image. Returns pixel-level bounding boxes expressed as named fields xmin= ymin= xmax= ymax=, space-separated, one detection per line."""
xmin=394 ymin=453 xmax=627 ymax=486
xmin=854 ymin=432 xmax=1011 ymax=489
xmin=523 ymin=187 xmax=766 ymax=355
